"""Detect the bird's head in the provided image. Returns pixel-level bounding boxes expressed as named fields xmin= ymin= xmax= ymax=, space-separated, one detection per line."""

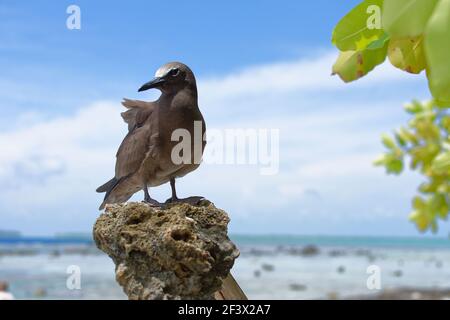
xmin=138 ymin=62 xmax=196 ymax=94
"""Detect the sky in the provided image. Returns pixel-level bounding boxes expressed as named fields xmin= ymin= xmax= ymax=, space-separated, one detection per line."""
xmin=0 ymin=0 xmax=448 ymax=237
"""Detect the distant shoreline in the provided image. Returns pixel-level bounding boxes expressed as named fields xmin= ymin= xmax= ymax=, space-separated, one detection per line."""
xmin=1 ymin=234 xmax=449 ymax=250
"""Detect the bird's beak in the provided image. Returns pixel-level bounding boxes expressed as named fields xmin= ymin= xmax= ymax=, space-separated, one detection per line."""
xmin=138 ymin=77 xmax=166 ymax=92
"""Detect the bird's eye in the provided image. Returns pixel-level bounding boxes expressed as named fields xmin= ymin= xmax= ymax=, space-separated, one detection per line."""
xmin=168 ymin=68 xmax=179 ymax=77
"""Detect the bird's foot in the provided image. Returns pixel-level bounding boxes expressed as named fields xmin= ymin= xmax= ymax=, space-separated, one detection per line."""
xmin=142 ymin=198 xmax=162 ymax=207
xmin=165 ymin=196 xmax=205 ymax=206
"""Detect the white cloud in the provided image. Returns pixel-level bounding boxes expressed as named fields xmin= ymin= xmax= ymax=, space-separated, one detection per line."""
xmin=0 ymin=103 xmax=126 ymax=218
xmin=199 ymin=52 xmax=416 ymax=101
xmin=0 ymin=52 xmax=427 ymax=235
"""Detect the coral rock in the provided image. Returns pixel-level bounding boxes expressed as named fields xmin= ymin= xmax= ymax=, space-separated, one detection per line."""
xmin=93 ymin=200 xmax=239 ymax=300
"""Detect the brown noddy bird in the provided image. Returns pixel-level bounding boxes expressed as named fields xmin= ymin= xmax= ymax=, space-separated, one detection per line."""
xmin=97 ymin=62 xmax=206 ymax=210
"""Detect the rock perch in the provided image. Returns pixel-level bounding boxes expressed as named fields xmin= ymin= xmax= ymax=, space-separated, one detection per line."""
xmin=93 ymin=200 xmax=241 ymax=300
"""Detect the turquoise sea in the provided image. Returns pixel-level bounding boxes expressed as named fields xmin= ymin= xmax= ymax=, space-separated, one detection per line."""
xmin=232 ymin=234 xmax=450 ymax=249
xmin=1 ymin=235 xmax=449 ymax=299
xmin=1 ymin=234 xmax=449 ymax=248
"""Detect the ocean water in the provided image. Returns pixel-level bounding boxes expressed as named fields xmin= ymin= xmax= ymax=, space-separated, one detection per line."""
xmin=0 ymin=235 xmax=449 ymax=299
xmin=233 ymin=234 xmax=450 ymax=249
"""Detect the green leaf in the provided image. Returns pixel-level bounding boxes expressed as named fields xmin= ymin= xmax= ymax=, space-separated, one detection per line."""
xmin=381 ymin=134 xmax=396 ymax=149
xmin=404 ymin=101 xmax=424 ymax=114
xmin=432 ymin=152 xmax=450 ymax=173
xmin=442 ymin=116 xmax=450 ymax=132
xmin=410 ymin=209 xmax=431 ymax=232
xmin=431 ymin=194 xmax=449 ymax=220
xmin=425 ymin=0 xmax=450 ymax=107
xmin=375 ymin=152 xmax=404 ymax=174
xmin=382 ymin=0 xmax=439 ymax=38
xmin=386 ymin=157 xmax=404 ymax=174
xmin=374 ymin=154 xmax=387 ymax=167
xmin=332 ymin=42 xmax=388 ymax=83
xmin=394 ymin=131 xmax=407 ymax=147
xmin=332 ymin=0 xmax=385 ymax=51
xmin=388 ymin=36 xmax=426 ymax=74
xmin=413 ymin=196 xmax=425 ymax=210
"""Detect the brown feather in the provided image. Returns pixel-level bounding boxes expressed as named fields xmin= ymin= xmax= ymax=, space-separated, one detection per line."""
xmin=120 ymin=99 xmax=155 ymax=132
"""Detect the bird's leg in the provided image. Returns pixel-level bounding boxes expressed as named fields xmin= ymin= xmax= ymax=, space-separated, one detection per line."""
xmin=165 ymin=178 xmax=205 ymax=205
xmin=170 ymin=178 xmax=179 ymax=202
xmin=142 ymin=185 xmax=161 ymax=207
xmin=165 ymin=178 xmax=179 ymax=203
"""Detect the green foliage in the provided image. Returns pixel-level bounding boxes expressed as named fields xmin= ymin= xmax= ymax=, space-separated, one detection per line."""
xmin=332 ymin=1 xmax=450 ymax=233
xmin=375 ymin=101 xmax=449 ymax=233
xmin=382 ymin=0 xmax=439 ymax=38
xmin=332 ymin=0 xmax=385 ymax=51
xmin=332 ymin=0 xmax=450 ymax=106
xmin=424 ymin=0 xmax=450 ymax=107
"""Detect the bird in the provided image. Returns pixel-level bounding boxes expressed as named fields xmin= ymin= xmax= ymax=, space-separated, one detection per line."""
xmin=97 ymin=62 xmax=206 ymax=210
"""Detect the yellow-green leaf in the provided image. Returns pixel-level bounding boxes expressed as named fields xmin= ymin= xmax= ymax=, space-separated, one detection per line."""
xmin=388 ymin=36 xmax=426 ymax=74
xmin=386 ymin=157 xmax=404 ymax=174
xmin=413 ymin=196 xmax=425 ymax=210
xmin=425 ymin=0 xmax=450 ymax=107
xmin=404 ymin=101 xmax=425 ymax=114
xmin=432 ymin=151 xmax=450 ymax=173
xmin=383 ymin=0 xmax=439 ymax=38
xmin=332 ymin=42 xmax=388 ymax=83
xmin=381 ymin=134 xmax=396 ymax=149
xmin=410 ymin=209 xmax=431 ymax=232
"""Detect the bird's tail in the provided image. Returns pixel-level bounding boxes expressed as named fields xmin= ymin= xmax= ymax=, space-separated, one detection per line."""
xmin=96 ymin=178 xmax=118 ymax=193
xmin=97 ymin=175 xmax=140 ymax=210
xmin=97 ymin=177 xmax=120 ymax=210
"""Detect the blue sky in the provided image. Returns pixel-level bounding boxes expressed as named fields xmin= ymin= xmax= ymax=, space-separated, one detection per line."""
xmin=1 ymin=0 xmax=359 ymax=120
xmin=0 ymin=1 xmax=448 ymax=237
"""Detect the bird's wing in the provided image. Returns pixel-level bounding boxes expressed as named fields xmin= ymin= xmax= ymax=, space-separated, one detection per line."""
xmin=115 ymin=122 xmax=160 ymax=179
xmin=115 ymin=99 xmax=160 ymax=179
xmin=121 ymin=98 xmax=155 ymax=132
